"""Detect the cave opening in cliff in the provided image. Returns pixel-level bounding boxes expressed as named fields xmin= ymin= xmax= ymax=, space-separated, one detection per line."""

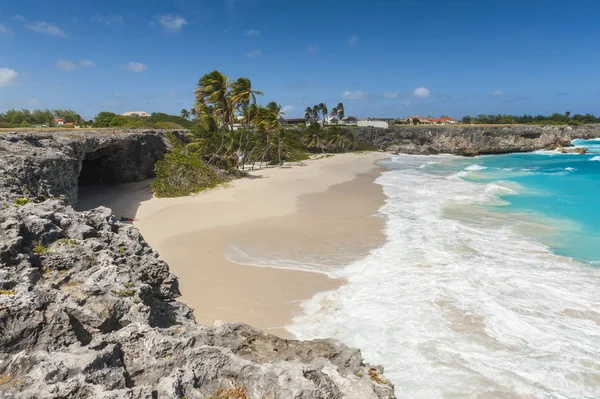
xmin=78 ymin=155 xmax=118 ymax=187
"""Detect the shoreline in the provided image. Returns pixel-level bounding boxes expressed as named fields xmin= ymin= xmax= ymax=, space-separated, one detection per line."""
xmin=86 ymin=152 xmax=388 ymax=337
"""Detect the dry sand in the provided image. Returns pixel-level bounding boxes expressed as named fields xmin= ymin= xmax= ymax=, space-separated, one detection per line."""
xmin=79 ymin=153 xmax=387 ymax=337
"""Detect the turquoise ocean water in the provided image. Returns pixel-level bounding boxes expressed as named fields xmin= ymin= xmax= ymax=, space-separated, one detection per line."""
xmin=289 ymin=139 xmax=600 ymax=397
xmin=440 ymin=138 xmax=600 ymax=263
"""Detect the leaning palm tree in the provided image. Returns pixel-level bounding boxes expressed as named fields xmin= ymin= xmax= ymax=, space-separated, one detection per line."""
xmin=180 ymin=109 xmax=190 ymax=119
xmin=304 ymin=125 xmax=326 ymax=153
xmin=304 ymin=107 xmax=313 ymax=124
xmin=318 ymin=103 xmax=328 ymax=123
xmin=194 ymin=70 xmax=232 ymax=164
xmin=328 ymin=127 xmax=348 ymax=152
xmin=312 ymin=105 xmax=320 ymax=122
xmin=231 ymin=77 xmax=263 ymax=169
xmin=336 ymin=102 xmax=344 ymax=121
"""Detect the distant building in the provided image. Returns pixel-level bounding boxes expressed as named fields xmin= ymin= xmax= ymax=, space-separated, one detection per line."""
xmin=54 ymin=118 xmax=64 ymax=126
xmin=357 ymin=118 xmax=390 ymax=129
xmin=340 ymin=116 xmax=359 ymax=125
xmin=122 ymin=111 xmax=151 ymax=118
xmin=402 ymin=116 xmax=456 ymax=125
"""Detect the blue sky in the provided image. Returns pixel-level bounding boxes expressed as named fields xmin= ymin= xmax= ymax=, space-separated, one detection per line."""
xmin=1 ymin=0 xmax=599 ymax=120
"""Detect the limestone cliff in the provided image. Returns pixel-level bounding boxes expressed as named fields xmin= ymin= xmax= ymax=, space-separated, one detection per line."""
xmin=355 ymin=124 xmax=600 ymax=156
xmin=0 ymin=131 xmax=395 ymax=398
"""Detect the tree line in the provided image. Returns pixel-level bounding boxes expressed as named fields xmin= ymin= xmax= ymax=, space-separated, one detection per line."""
xmin=461 ymin=112 xmax=600 ymax=126
xmin=304 ymin=103 xmax=345 ymax=124
xmin=151 ymin=70 xmax=361 ymax=197
xmin=0 ymin=109 xmax=84 ymax=127
xmin=91 ymin=112 xmax=194 ymax=129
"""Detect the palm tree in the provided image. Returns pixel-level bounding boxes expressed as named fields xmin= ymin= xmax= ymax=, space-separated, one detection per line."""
xmin=266 ymin=102 xmax=285 ymax=165
xmin=195 ymin=70 xmax=232 ymax=129
xmin=336 ymin=102 xmax=344 ymax=121
xmin=194 ymin=70 xmax=232 ymax=164
xmin=231 ymin=77 xmax=263 ymax=169
xmin=180 ymin=109 xmax=190 ymax=119
xmin=328 ymin=127 xmax=348 ymax=152
xmin=305 ymin=125 xmax=326 ymax=153
xmin=304 ymin=107 xmax=313 ymax=124
xmin=312 ymin=105 xmax=320 ymax=122
xmin=318 ymin=103 xmax=328 ymax=123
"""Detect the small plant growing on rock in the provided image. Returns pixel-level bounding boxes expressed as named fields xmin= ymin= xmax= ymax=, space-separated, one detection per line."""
xmin=0 ymin=289 xmax=16 ymax=296
xmin=0 ymin=374 xmax=13 ymax=385
xmin=58 ymin=238 xmax=78 ymax=248
xmin=119 ymin=247 xmax=127 ymax=254
xmin=368 ymin=368 xmax=388 ymax=384
xmin=13 ymin=197 xmax=29 ymax=207
xmin=111 ymin=288 xmax=135 ymax=297
xmin=206 ymin=386 xmax=249 ymax=399
xmin=32 ymin=242 xmax=51 ymax=255
xmin=123 ymin=282 xmax=134 ymax=288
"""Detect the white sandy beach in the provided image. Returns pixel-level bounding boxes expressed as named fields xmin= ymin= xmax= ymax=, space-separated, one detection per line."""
xmin=79 ymin=152 xmax=387 ymax=336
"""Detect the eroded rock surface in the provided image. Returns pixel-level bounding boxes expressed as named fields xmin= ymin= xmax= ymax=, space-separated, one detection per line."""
xmin=0 ymin=131 xmax=395 ymax=398
xmin=355 ymin=124 xmax=600 ymax=155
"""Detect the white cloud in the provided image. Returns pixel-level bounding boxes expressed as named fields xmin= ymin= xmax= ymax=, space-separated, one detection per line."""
xmin=157 ymin=14 xmax=187 ymax=32
xmin=491 ymin=90 xmax=504 ymax=97
xmin=13 ymin=15 xmax=25 ymax=22
xmin=56 ymin=60 xmax=95 ymax=71
xmin=79 ymin=60 xmax=95 ymax=67
xmin=307 ymin=44 xmax=318 ymax=52
xmin=245 ymin=29 xmax=260 ymax=37
xmin=384 ymin=91 xmax=398 ymax=99
xmin=56 ymin=60 xmax=77 ymax=71
xmin=413 ymin=87 xmax=431 ymax=99
xmin=247 ymin=50 xmax=261 ymax=58
xmin=348 ymin=35 xmax=358 ymax=45
xmin=0 ymin=68 xmax=19 ymax=87
xmin=113 ymin=92 xmax=121 ymax=98
xmin=126 ymin=62 xmax=147 ymax=72
xmin=165 ymin=91 xmax=177 ymax=98
xmin=93 ymin=15 xmax=123 ymax=25
xmin=342 ymin=90 xmax=367 ymax=100
xmin=281 ymin=105 xmax=295 ymax=114
xmin=26 ymin=98 xmax=40 ymax=106
xmin=26 ymin=21 xmax=67 ymax=37
xmin=0 ymin=24 xmax=8 ymax=34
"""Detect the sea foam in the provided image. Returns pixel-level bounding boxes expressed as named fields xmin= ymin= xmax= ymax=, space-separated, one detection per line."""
xmin=288 ymin=154 xmax=600 ymax=398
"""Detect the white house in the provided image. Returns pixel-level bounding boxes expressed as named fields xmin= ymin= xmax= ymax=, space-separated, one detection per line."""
xmin=340 ymin=116 xmax=359 ymax=125
xmin=122 ymin=111 xmax=151 ymax=118
xmin=357 ymin=119 xmax=389 ymax=129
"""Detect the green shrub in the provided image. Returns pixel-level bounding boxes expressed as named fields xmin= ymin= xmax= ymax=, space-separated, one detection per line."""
xmin=13 ymin=197 xmax=29 ymax=206
xmin=32 ymin=241 xmax=50 ymax=255
xmin=151 ymin=138 xmax=225 ymax=198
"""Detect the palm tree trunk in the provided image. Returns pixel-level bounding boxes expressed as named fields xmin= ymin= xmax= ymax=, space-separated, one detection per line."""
xmin=278 ymin=130 xmax=282 ymax=166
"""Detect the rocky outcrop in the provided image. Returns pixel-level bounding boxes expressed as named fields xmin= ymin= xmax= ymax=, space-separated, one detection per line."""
xmin=355 ymin=124 xmax=600 ymax=156
xmin=0 ymin=131 xmax=395 ymax=398
xmin=0 ymin=130 xmax=187 ymax=205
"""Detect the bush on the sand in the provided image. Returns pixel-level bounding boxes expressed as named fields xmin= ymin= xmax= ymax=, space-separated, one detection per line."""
xmin=151 ymin=137 xmax=225 ymax=198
